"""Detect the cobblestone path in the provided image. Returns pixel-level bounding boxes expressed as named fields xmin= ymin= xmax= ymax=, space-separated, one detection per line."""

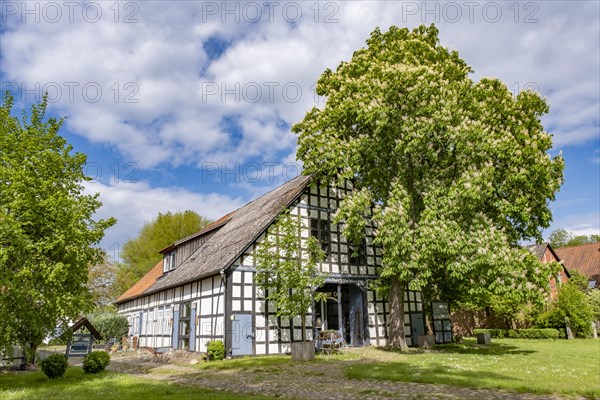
xmin=106 ymin=352 xmax=579 ymax=400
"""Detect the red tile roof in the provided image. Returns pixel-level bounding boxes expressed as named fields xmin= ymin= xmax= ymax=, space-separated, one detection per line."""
xmin=554 ymin=242 xmax=600 ymax=283
xmin=115 ymin=260 xmax=164 ymax=303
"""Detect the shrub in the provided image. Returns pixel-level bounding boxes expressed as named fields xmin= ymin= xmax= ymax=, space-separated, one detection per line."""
xmin=588 ymin=289 xmax=600 ymax=322
xmin=207 ymin=340 xmax=225 ymax=361
xmin=82 ymin=351 xmax=111 ymax=373
xmin=557 ymin=284 xmax=593 ymax=337
xmin=473 ymin=329 xmax=507 ymax=338
xmin=507 ymin=329 xmax=559 ymax=339
xmin=40 ymin=354 xmax=68 ymax=379
xmin=536 ymin=307 xmax=564 ymax=330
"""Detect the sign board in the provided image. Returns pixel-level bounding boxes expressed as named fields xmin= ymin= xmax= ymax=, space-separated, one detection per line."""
xmin=66 ymin=334 xmax=94 ymax=357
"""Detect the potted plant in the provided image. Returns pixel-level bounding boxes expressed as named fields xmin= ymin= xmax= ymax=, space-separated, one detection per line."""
xmin=255 ymin=209 xmax=327 ymax=361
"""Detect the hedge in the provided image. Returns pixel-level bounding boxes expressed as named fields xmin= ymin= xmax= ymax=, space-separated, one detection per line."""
xmin=473 ymin=329 xmax=508 ymax=338
xmin=507 ymin=329 xmax=559 ymax=339
xmin=473 ymin=328 xmax=560 ymax=339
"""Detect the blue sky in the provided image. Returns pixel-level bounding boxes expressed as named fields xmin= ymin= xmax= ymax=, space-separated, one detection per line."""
xmin=1 ymin=1 xmax=598 ymax=259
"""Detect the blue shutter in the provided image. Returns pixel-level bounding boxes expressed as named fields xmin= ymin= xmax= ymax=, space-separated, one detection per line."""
xmin=172 ymin=309 xmax=180 ymax=349
xmin=189 ymin=306 xmax=197 ymax=351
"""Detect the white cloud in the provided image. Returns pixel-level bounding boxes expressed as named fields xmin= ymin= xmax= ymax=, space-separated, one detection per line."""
xmin=2 ymin=1 xmax=598 ymax=251
xmin=545 ymin=211 xmax=600 ymax=239
xmin=2 ymin=1 xmax=597 ymax=169
xmin=84 ymin=180 xmax=245 ymax=259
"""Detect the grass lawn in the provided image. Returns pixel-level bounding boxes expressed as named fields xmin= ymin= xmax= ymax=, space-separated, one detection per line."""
xmin=346 ymin=338 xmax=600 ymax=398
xmin=196 ymin=351 xmax=356 ymax=372
xmin=0 ymin=367 xmax=267 ymax=400
xmin=3 ymin=339 xmax=597 ymax=399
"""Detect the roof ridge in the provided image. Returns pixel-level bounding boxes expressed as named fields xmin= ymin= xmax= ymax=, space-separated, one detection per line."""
xmin=555 ymin=241 xmax=600 ymax=250
xmin=137 ymin=174 xmax=313 ymax=298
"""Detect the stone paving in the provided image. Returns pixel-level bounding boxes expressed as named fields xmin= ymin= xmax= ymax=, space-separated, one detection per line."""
xmin=105 ymin=351 xmax=578 ymax=400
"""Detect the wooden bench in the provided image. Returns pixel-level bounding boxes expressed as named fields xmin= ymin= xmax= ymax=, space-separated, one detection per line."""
xmin=1 ymin=355 xmax=26 ymax=370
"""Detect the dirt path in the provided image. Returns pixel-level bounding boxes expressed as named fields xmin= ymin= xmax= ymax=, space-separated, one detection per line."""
xmin=106 ymin=352 xmax=575 ymax=400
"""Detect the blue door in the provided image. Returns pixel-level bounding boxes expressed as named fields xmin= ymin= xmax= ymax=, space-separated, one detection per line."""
xmin=231 ymin=314 xmax=253 ymax=356
xmin=348 ymin=285 xmax=365 ymax=346
xmin=410 ymin=313 xmax=425 ymax=345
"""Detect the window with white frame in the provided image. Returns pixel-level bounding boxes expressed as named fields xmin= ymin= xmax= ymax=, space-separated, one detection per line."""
xmin=163 ymin=251 xmax=177 ymax=272
xmin=132 ymin=314 xmax=140 ymax=335
xmin=128 ymin=315 xmax=134 ymax=336
xmin=164 ymin=306 xmax=172 ymax=335
xmin=157 ymin=308 xmax=164 ymax=334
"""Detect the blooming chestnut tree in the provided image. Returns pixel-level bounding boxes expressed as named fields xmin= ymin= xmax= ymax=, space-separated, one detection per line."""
xmin=292 ymin=25 xmax=564 ymax=350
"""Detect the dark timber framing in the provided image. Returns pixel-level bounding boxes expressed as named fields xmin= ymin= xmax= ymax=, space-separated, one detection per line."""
xmin=116 ymin=176 xmax=429 ymax=355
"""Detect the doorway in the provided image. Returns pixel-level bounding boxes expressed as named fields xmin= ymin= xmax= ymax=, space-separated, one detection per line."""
xmin=314 ymin=283 xmax=366 ymax=346
xmin=231 ymin=314 xmax=253 ymax=356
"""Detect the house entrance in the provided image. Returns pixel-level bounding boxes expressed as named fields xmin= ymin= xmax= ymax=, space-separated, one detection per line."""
xmin=314 ymin=283 xmax=366 ymax=346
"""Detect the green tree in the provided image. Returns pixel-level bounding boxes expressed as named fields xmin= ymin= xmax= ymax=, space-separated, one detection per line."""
xmin=557 ymin=282 xmax=593 ymax=337
xmin=587 ymin=290 xmax=600 ymax=323
xmin=255 ymin=209 xmax=327 ymax=343
xmin=548 ymin=228 xmax=599 ymax=248
xmin=548 ymin=228 xmax=571 ymax=248
xmin=0 ymin=94 xmax=116 ymax=364
xmin=568 ymin=270 xmax=591 ymax=292
xmin=293 ymin=25 xmax=564 ymax=349
xmin=90 ymin=312 xmax=129 ymax=340
xmin=88 ymin=252 xmax=120 ymax=311
xmin=487 ymin=294 xmax=543 ymax=330
xmin=116 ymin=211 xmax=211 ymax=295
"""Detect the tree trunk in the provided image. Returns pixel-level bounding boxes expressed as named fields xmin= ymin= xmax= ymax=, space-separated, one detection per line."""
xmin=27 ymin=342 xmax=38 ymax=365
xmin=387 ymin=276 xmax=409 ymax=351
xmin=301 ymin=315 xmax=306 ymax=342
xmin=425 ymin=312 xmax=434 ymax=335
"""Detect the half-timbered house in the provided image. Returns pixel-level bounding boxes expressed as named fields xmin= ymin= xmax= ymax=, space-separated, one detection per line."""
xmin=115 ymin=175 xmax=428 ymax=356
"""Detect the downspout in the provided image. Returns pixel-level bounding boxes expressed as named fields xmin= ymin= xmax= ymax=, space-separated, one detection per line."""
xmin=212 ymin=269 xmax=225 ymax=341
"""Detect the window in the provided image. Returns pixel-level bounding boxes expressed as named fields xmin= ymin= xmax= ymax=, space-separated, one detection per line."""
xmin=310 ymin=218 xmax=330 ymax=254
xmin=164 ymin=306 xmax=172 ymax=335
xmin=431 ymin=302 xmax=452 ymax=344
xmin=127 ymin=315 xmax=134 ymax=336
xmin=349 ymin=238 xmax=367 ymax=266
xmin=157 ymin=308 xmax=164 ymax=334
xmin=163 ymin=251 xmax=176 ymax=272
xmin=178 ymin=302 xmax=192 ymax=350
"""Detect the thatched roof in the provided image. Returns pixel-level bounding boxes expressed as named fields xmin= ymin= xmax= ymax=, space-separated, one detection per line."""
xmin=131 ymin=174 xmax=312 ymax=299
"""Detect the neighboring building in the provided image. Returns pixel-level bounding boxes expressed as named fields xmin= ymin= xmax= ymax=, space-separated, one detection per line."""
xmin=554 ymin=242 xmax=600 ymax=289
xmin=116 ymin=176 xmax=433 ymax=357
xmin=525 ymin=242 xmax=570 ymax=299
